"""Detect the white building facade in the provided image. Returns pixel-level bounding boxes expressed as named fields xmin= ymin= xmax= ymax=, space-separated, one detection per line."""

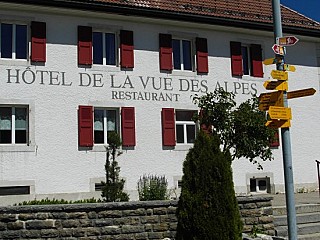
xmin=0 ymin=0 xmax=319 ymax=204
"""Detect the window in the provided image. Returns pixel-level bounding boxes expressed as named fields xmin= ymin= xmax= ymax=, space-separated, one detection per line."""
xmin=0 ymin=106 xmax=28 ymax=144
xmin=93 ymin=32 xmax=116 ymax=65
xmin=94 ymin=108 xmax=118 ymax=144
xmin=230 ymin=41 xmax=263 ymax=77
xmin=162 ymin=108 xmax=197 ymax=146
xmin=250 ymin=177 xmax=270 ymax=194
xmin=0 ymin=23 xmax=27 ymax=60
xmin=173 ymin=39 xmax=192 ymax=71
xmin=78 ymin=26 xmax=134 ymax=68
xmin=175 ymin=110 xmax=196 ymax=144
xmin=78 ymin=106 xmax=136 ymax=148
xmin=159 ymin=34 xmax=208 ymax=73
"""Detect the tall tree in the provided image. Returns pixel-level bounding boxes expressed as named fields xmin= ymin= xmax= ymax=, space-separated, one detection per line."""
xmin=176 ymin=131 xmax=243 ymax=240
xmin=101 ymin=132 xmax=129 ymax=202
xmin=193 ymin=88 xmax=276 ymax=169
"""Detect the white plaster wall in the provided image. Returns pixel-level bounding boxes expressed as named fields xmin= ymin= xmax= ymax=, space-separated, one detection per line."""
xmin=0 ymin=4 xmax=319 ymax=202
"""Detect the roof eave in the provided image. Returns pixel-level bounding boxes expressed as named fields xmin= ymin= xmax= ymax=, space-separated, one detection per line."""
xmin=1 ymin=0 xmax=319 ymax=38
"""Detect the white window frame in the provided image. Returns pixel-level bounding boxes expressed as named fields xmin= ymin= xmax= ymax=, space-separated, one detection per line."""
xmin=0 ymin=99 xmax=35 ymax=152
xmin=175 ymin=110 xmax=197 ymax=145
xmin=172 ymin=38 xmax=194 ymax=72
xmin=0 ymin=22 xmax=28 ymax=61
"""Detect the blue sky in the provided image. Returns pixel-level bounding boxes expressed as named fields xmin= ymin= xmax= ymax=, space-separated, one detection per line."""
xmin=280 ymin=0 xmax=320 ymax=22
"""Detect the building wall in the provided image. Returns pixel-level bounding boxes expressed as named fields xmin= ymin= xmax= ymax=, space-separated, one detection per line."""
xmin=0 ymin=3 xmax=319 ymax=203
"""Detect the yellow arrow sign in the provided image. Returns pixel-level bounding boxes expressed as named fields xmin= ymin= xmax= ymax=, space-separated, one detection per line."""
xmin=271 ymin=70 xmax=288 ymax=80
xmin=263 ymin=58 xmax=276 ymax=65
xmin=268 ymin=106 xmax=292 ymax=120
xmin=263 ymin=80 xmax=288 ymax=91
xmin=259 ymin=91 xmax=284 ymax=111
xmin=283 ymin=64 xmax=296 ymax=72
xmin=287 ymin=88 xmax=316 ymax=99
xmin=266 ymin=119 xmax=291 ymax=129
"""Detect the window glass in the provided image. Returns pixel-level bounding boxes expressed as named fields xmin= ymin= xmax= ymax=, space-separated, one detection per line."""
xmin=1 ymin=23 xmax=13 ymax=59
xmin=15 ymin=25 xmax=27 ymax=59
xmin=182 ymin=40 xmax=192 ymax=70
xmin=15 ymin=107 xmax=27 ymax=144
xmin=94 ymin=109 xmax=118 ymax=144
xmin=176 ymin=125 xmax=184 ymax=143
xmin=176 ymin=110 xmax=194 ymax=121
xmin=105 ymin=33 xmax=116 ymax=65
xmin=94 ymin=110 xmax=104 ymax=144
xmin=186 ymin=125 xmax=196 ymax=143
xmin=93 ymin=32 xmax=103 ymax=64
xmin=241 ymin=46 xmax=249 ymax=75
xmin=172 ymin=39 xmax=181 ymax=70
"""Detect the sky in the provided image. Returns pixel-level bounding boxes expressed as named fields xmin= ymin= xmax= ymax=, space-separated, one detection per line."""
xmin=280 ymin=0 xmax=320 ymax=22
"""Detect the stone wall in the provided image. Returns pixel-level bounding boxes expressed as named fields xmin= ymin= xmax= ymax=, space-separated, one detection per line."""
xmin=0 ymin=196 xmax=273 ymax=239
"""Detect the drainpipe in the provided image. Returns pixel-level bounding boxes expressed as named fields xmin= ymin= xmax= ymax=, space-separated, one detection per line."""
xmin=316 ymin=160 xmax=320 ymax=197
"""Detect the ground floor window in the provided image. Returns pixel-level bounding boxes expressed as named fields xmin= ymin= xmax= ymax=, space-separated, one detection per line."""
xmin=175 ymin=110 xmax=197 ymax=144
xmin=250 ymin=177 xmax=270 ymax=194
xmin=0 ymin=106 xmax=28 ymax=144
xmin=94 ymin=108 xmax=118 ymax=145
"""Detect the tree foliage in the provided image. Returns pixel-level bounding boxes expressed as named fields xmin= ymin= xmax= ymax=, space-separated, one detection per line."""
xmin=176 ymin=131 xmax=243 ymax=240
xmin=101 ymin=132 xmax=129 ymax=202
xmin=193 ymin=88 xmax=276 ymax=169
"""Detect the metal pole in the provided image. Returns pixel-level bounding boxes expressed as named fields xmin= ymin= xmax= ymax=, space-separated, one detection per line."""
xmin=272 ymin=1 xmax=297 ymax=239
xmin=316 ymin=160 xmax=320 ymax=197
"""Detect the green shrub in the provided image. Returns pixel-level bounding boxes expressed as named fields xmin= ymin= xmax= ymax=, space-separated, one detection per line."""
xmin=137 ymin=174 xmax=169 ymax=201
xmin=176 ymin=131 xmax=243 ymax=240
xmin=14 ymin=197 xmax=102 ymax=206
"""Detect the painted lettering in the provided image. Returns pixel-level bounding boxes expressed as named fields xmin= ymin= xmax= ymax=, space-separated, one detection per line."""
xmin=79 ymin=73 xmax=91 ymax=87
xmin=7 ymin=69 xmax=20 ymax=83
xmin=93 ymin=74 xmax=104 ymax=87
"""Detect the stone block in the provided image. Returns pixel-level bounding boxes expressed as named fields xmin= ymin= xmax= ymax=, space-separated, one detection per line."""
xmin=121 ymin=225 xmax=144 ymax=234
xmin=87 ymin=211 xmax=97 ymax=219
xmin=153 ymin=207 xmax=167 ymax=215
xmin=244 ymin=203 xmax=258 ymax=209
xmin=0 ymin=222 xmax=6 ymax=230
xmin=52 ymin=212 xmax=69 ymax=219
xmin=61 ymin=219 xmax=80 ymax=228
xmin=41 ymin=229 xmax=59 ymax=238
xmin=68 ymin=212 xmax=88 ymax=219
xmin=98 ymin=210 xmax=122 ymax=218
xmin=35 ymin=212 xmax=51 ymax=219
xmin=19 ymin=213 xmax=35 ymax=221
xmin=80 ymin=219 xmax=93 ymax=227
xmin=134 ymin=232 xmax=148 ymax=239
xmin=140 ymin=215 xmax=159 ymax=224
xmin=72 ymin=228 xmax=86 ymax=237
xmin=7 ymin=221 xmax=24 ymax=230
xmin=100 ymin=226 xmax=121 ymax=235
xmin=160 ymin=214 xmax=177 ymax=223
xmin=0 ymin=230 xmax=21 ymax=239
xmin=85 ymin=227 xmax=101 ymax=236
xmin=244 ymin=217 xmax=259 ymax=225
xmin=153 ymin=223 xmax=169 ymax=232
xmin=58 ymin=228 xmax=73 ymax=237
xmin=25 ymin=220 xmax=55 ymax=229
xmin=122 ymin=208 xmax=146 ymax=217
xmin=148 ymin=231 xmax=164 ymax=239
xmin=0 ymin=214 xmax=17 ymax=222
xmin=94 ymin=219 xmax=113 ymax=227
xmin=258 ymin=216 xmax=273 ymax=224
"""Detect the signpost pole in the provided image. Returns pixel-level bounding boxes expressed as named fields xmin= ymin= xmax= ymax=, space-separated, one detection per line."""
xmin=272 ymin=1 xmax=297 ymax=239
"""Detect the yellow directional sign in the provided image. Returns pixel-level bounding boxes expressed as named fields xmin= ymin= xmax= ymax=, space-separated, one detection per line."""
xmin=271 ymin=70 xmax=288 ymax=80
xmin=268 ymin=106 xmax=292 ymax=120
xmin=287 ymin=88 xmax=316 ymax=99
xmin=259 ymin=91 xmax=284 ymax=111
xmin=283 ymin=64 xmax=296 ymax=72
xmin=266 ymin=119 xmax=291 ymax=129
xmin=263 ymin=80 xmax=288 ymax=91
xmin=263 ymin=58 xmax=276 ymax=65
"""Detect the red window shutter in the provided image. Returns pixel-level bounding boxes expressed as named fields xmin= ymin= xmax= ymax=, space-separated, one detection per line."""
xmin=270 ymin=130 xmax=280 ymax=148
xmin=196 ymin=37 xmax=208 ymax=74
xmin=159 ymin=33 xmax=173 ymax=71
xmin=250 ymin=44 xmax=263 ymax=77
xmin=121 ymin=107 xmax=136 ymax=146
xmin=120 ymin=30 xmax=134 ymax=68
xmin=78 ymin=26 xmax=92 ymax=65
xmin=162 ymin=108 xmax=176 ymax=146
xmin=78 ymin=105 xmax=93 ymax=147
xmin=230 ymin=41 xmax=243 ymax=76
xmin=31 ymin=21 xmax=46 ymax=62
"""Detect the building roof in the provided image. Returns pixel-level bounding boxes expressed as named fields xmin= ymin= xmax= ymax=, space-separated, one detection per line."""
xmin=3 ymin=0 xmax=320 ymax=37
